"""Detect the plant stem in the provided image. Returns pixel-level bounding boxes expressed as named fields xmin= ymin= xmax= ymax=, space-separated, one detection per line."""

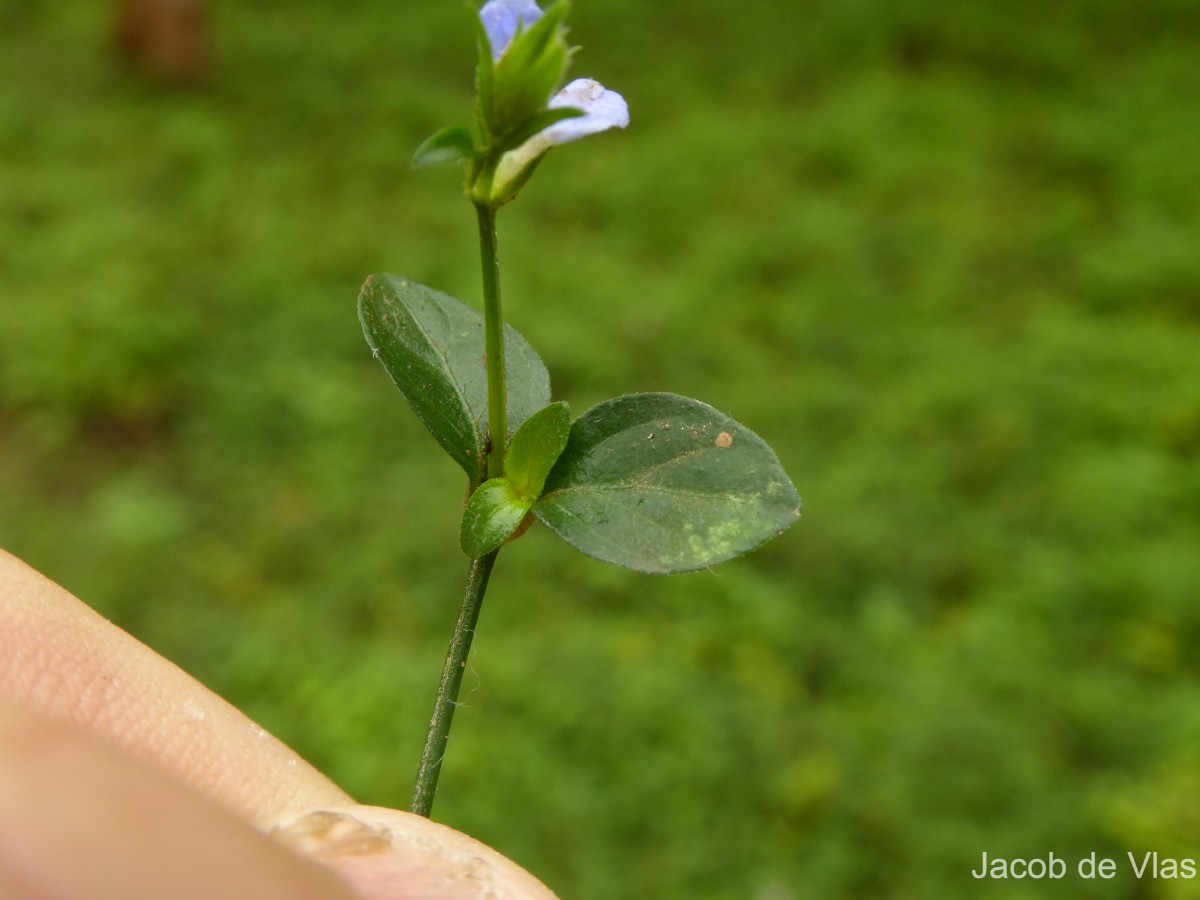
xmin=410 ymin=549 xmax=498 ymax=817
xmin=476 ymin=202 xmax=506 ymax=479
xmin=409 ymin=206 xmax=509 ymax=817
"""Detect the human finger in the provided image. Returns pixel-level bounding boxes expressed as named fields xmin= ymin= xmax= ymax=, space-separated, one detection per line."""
xmin=0 ymin=549 xmax=558 ymax=898
xmin=0 ymin=547 xmax=352 ymax=826
xmin=0 ymin=700 xmax=356 ymax=900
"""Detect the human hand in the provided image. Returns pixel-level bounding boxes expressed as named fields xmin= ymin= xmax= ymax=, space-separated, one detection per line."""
xmin=0 ymin=548 xmax=555 ymax=899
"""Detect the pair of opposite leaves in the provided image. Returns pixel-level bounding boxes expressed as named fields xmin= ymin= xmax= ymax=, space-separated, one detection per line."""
xmin=359 ymin=273 xmax=800 ymax=575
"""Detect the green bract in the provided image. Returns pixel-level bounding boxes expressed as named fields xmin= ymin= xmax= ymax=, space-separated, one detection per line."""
xmin=505 ymin=401 xmax=571 ymax=500
xmin=459 ymin=401 xmax=571 ymax=558
xmin=460 ymin=477 xmax=530 ymax=557
xmin=413 ymin=126 xmax=476 ymax=168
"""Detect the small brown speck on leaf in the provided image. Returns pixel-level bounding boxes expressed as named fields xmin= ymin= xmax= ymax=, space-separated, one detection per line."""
xmin=715 ymin=432 xmax=733 ymax=448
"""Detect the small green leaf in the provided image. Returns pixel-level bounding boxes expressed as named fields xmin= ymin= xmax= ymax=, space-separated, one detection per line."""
xmin=461 ymin=477 xmax=532 ymax=558
xmin=534 ymin=393 xmax=801 ymax=574
xmin=506 ymin=401 xmax=571 ymax=500
xmin=359 ymin=274 xmax=551 ymax=484
xmin=413 ymin=126 xmax=476 ymax=167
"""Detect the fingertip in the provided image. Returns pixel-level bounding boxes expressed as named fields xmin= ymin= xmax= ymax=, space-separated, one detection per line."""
xmin=274 ymin=806 xmax=558 ymax=900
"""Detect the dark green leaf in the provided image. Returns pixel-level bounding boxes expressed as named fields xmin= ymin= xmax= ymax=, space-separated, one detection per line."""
xmin=534 ymin=392 xmax=801 ymax=574
xmin=413 ymin=126 xmax=476 ymax=167
xmin=461 ymin=477 xmax=532 ymax=557
xmin=506 ymin=401 xmax=571 ymax=500
xmin=359 ymin=274 xmax=551 ymax=484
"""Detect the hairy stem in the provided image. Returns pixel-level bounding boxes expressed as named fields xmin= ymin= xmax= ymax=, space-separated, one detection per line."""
xmin=410 ymin=206 xmax=509 ymax=817
xmin=410 ymin=550 xmax=498 ymax=817
xmin=476 ymin=202 xmax=506 ymax=479
xmin=410 ymin=204 xmax=508 ymax=816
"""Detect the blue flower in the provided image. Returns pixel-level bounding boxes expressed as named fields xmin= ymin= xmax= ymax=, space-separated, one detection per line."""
xmin=543 ymin=77 xmax=630 ymax=144
xmin=479 ymin=0 xmax=544 ymax=60
xmin=491 ymin=78 xmax=628 ymax=201
xmin=470 ymin=1 xmax=629 ymax=205
xmin=501 ymin=76 xmax=629 ymax=165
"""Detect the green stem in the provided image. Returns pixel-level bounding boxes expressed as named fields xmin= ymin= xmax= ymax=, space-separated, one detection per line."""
xmin=410 ymin=205 xmax=509 ymax=817
xmin=410 ymin=550 xmax=498 ymax=817
xmin=476 ymin=202 xmax=506 ymax=479
xmin=410 ymin=204 xmax=508 ymax=816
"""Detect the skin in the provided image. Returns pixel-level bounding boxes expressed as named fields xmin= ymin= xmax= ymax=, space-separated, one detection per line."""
xmin=0 ymin=548 xmax=557 ymax=899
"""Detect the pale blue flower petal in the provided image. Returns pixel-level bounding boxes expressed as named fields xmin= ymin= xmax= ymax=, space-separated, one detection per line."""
xmin=479 ymin=0 xmax=544 ymax=60
xmin=543 ymin=78 xmax=630 ymax=145
xmin=488 ymin=78 xmax=629 ymax=204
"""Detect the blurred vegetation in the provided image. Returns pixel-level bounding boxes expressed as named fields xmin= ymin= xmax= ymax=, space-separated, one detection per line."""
xmin=3 ymin=0 xmax=1200 ymax=897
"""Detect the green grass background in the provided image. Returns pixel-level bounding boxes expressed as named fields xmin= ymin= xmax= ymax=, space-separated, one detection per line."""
xmin=3 ymin=0 xmax=1200 ymax=896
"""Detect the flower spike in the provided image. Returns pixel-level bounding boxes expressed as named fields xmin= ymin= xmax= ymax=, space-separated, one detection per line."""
xmin=417 ymin=1 xmax=629 ymax=207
